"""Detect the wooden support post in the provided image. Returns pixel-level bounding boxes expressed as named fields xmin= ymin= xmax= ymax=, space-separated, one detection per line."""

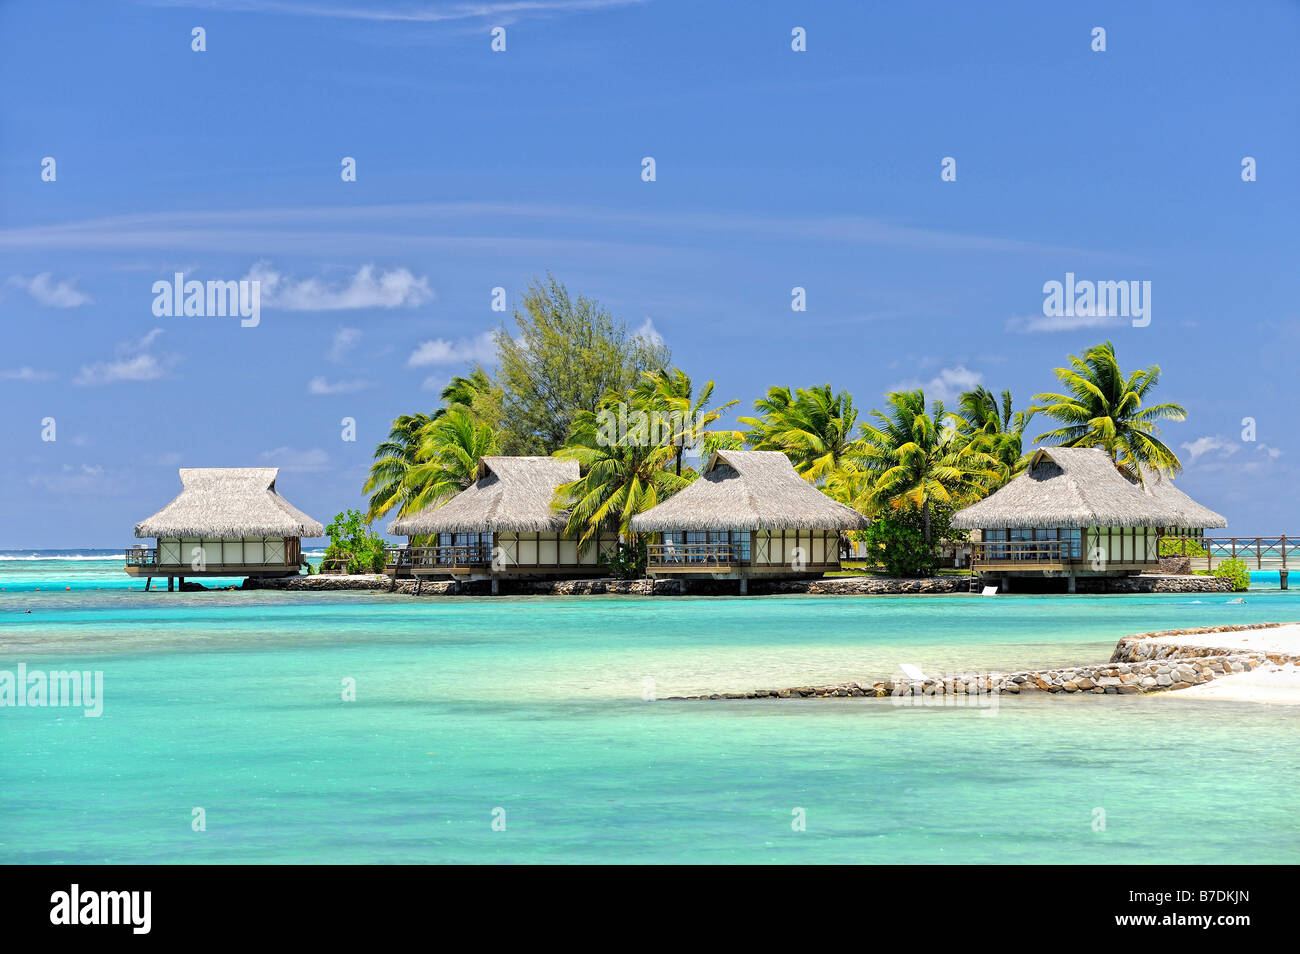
xmin=1281 ymin=570 xmax=1289 ymax=591
xmin=167 ymin=577 xmax=174 ymax=592
xmin=146 ymin=577 xmax=152 ymax=592
xmin=1001 ymin=574 xmax=1011 ymax=593
xmin=491 ymin=577 xmax=499 ymax=595
xmin=1067 ymin=571 xmax=1077 ymax=594
xmin=738 ymin=576 xmax=748 ymax=596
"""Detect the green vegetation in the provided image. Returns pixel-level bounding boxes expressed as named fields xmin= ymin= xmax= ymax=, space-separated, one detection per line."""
xmin=1214 ymin=557 xmax=1251 ymax=592
xmin=1160 ymin=536 xmax=1208 ymax=559
xmin=1032 ymin=340 xmax=1186 ymax=477
xmin=323 ymin=509 xmax=387 ymax=574
xmin=367 ymin=277 xmax=1193 ymax=579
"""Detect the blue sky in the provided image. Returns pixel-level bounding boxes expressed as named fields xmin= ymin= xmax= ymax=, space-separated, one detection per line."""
xmin=1 ymin=0 xmax=1297 ymax=546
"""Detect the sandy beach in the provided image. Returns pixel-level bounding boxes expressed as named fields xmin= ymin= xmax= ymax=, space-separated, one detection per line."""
xmin=1150 ymin=624 xmax=1300 ymax=704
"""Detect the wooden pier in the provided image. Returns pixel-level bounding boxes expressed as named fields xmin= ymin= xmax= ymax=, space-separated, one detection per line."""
xmin=1161 ymin=536 xmax=1298 ymax=588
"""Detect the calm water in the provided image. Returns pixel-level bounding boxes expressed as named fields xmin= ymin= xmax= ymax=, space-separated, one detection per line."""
xmin=2 ymin=554 xmax=1298 ymax=863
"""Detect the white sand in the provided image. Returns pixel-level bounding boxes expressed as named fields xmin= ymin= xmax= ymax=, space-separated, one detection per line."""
xmin=1149 ymin=624 xmax=1300 ymax=704
xmin=1147 ymin=623 xmax=1300 ymax=658
xmin=1163 ymin=663 xmax=1300 ymax=704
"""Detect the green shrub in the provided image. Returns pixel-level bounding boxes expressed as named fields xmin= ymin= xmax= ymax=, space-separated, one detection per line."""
xmin=600 ymin=540 xmax=646 ymax=579
xmin=859 ymin=507 xmax=965 ymax=578
xmin=1159 ymin=536 xmax=1208 ymax=558
xmin=1214 ymin=558 xmax=1251 ymax=592
xmin=324 ymin=509 xmax=388 ymax=575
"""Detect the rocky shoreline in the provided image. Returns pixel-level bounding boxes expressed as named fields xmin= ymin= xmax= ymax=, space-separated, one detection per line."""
xmin=668 ymin=621 xmax=1299 ymax=701
xmin=246 ymin=572 xmax=1231 ymax=596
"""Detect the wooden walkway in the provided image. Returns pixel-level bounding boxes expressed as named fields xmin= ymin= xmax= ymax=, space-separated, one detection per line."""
xmin=1163 ymin=536 xmax=1298 ymax=580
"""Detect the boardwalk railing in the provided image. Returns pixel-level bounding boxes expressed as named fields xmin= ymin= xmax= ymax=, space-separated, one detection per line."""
xmin=1159 ymin=535 xmax=1297 ymax=572
xmin=125 ymin=547 xmax=161 ymax=567
xmin=386 ymin=544 xmax=494 ymax=572
xmin=970 ymin=541 xmax=1078 ymax=565
xmin=647 ymin=543 xmax=749 ymax=567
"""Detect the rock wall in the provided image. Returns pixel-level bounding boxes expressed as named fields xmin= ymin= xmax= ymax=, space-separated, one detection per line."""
xmin=246 ymin=574 xmax=389 ymax=591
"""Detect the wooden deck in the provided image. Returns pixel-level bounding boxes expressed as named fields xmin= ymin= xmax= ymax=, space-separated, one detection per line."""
xmin=1162 ymin=536 xmax=1299 ymax=573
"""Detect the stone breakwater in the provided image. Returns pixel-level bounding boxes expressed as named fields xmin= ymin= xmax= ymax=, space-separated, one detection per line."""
xmin=247 ymin=572 xmax=1230 ymax=596
xmin=391 ymin=575 xmax=966 ymax=596
xmin=670 ymin=621 xmax=1300 ymax=701
xmin=246 ymin=574 xmax=389 ymax=591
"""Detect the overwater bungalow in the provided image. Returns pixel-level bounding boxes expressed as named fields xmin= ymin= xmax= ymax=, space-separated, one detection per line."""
xmin=385 ymin=456 xmax=616 ymax=591
xmin=629 ymin=449 xmax=869 ymax=593
xmin=950 ymin=446 xmax=1227 ymax=591
xmin=125 ymin=468 xmax=323 ymax=590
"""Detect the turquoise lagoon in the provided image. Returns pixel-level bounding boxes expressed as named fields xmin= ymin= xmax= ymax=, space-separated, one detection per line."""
xmin=2 ymin=554 xmax=1298 ymax=864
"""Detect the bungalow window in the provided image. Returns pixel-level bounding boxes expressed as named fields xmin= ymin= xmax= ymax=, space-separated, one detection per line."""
xmin=436 ymin=532 xmax=491 ymax=564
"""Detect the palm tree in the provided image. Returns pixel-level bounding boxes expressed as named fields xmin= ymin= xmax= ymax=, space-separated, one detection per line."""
xmin=948 ymin=386 xmax=1034 ymax=484
xmin=855 ymin=389 xmax=1000 ymax=543
xmin=631 ymin=368 xmax=740 ymax=475
xmin=362 ymin=413 xmax=434 ymax=521
xmin=740 ymin=384 xmax=861 ymax=483
xmin=401 ymin=406 xmax=500 ymax=516
xmin=433 ymin=367 xmax=494 ymax=419
xmin=1031 ymin=341 xmax=1185 ymax=476
xmin=554 ymin=407 xmax=691 ymax=551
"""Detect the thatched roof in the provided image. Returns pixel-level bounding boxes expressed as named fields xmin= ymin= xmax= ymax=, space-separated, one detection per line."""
xmin=950 ymin=447 xmax=1227 ymax=530
xmin=388 ymin=456 xmax=579 ymax=535
xmin=135 ymin=468 xmax=325 ymax=538
xmin=630 ymin=450 xmax=868 ymax=533
xmin=1138 ymin=467 xmax=1228 ymax=529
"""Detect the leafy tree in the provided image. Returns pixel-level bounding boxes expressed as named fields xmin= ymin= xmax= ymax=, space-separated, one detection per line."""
xmin=495 ymin=275 xmax=670 ymax=454
xmin=855 ymin=389 xmax=999 ymax=545
xmin=402 ymin=406 xmax=500 ymax=515
xmin=948 ymin=386 xmax=1034 ymax=484
xmin=362 ymin=413 xmax=434 ymax=521
xmin=554 ymin=404 xmax=691 ymax=552
xmin=740 ymin=384 xmax=861 ymax=482
xmin=630 ymin=367 xmax=739 ymax=475
xmin=1031 ymin=340 xmax=1186 ymax=477
xmin=859 ymin=506 xmax=965 ymax=577
xmin=323 ymin=509 xmax=388 ymax=574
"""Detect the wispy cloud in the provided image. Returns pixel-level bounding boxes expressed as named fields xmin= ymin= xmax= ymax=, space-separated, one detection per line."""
xmin=407 ymin=332 xmax=495 ymax=368
xmin=0 ymin=201 xmax=1120 ymax=262
xmin=141 ymin=0 xmax=647 ymax=25
xmin=0 ymin=366 xmax=56 ymax=382
xmin=633 ymin=317 xmax=664 ymax=348
xmin=889 ymin=365 xmax=982 ymax=405
xmin=248 ymin=262 xmax=432 ymax=310
xmin=6 ymin=272 xmax=92 ymax=307
xmin=307 ymin=375 xmax=374 ymax=395
xmin=1182 ymin=434 xmax=1283 ymax=474
xmin=74 ymin=328 xmax=175 ymax=387
xmin=1004 ymin=313 xmax=1127 ymax=334
xmin=328 ymin=327 xmax=362 ymax=361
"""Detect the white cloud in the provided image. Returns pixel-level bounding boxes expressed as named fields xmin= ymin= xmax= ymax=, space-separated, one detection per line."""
xmin=890 ymin=365 xmax=982 ymax=404
xmin=407 ymin=331 xmax=495 ymax=368
xmin=328 ymin=327 xmax=362 ymax=362
xmin=142 ymin=0 xmax=647 ymax=25
xmin=257 ymin=446 xmax=330 ymax=473
xmin=633 ymin=317 xmax=664 ymax=347
xmin=0 ymin=366 xmax=55 ymax=382
xmin=6 ymin=272 xmax=92 ymax=307
xmin=1181 ymin=436 xmax=1239 ymax=462
xmin=247 ymin=261 xmax=432 ymax=311
xmin=1181 ymin=435 xmax=1282 ymax=474
xmin=74 ymin=328 xmax=174 ymax=387
xmin=1005 ymin=313 xmax=1126 ymax=334
xmin=307 ymin=375 xmax=374 ymax=395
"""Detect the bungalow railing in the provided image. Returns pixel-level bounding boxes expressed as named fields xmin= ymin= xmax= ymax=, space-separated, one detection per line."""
xmin=125 ymin=547 xmax=160 ymax=567
xmin=1159 ymin=535 xmax=1297 ymax=571
xmin=647 ymin=543 xmax=749 ymax=566
xmin=970 ymin=541 xmax=1078 ymax=565
xmin=386 ymin=544 xmax=494 ymax=570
